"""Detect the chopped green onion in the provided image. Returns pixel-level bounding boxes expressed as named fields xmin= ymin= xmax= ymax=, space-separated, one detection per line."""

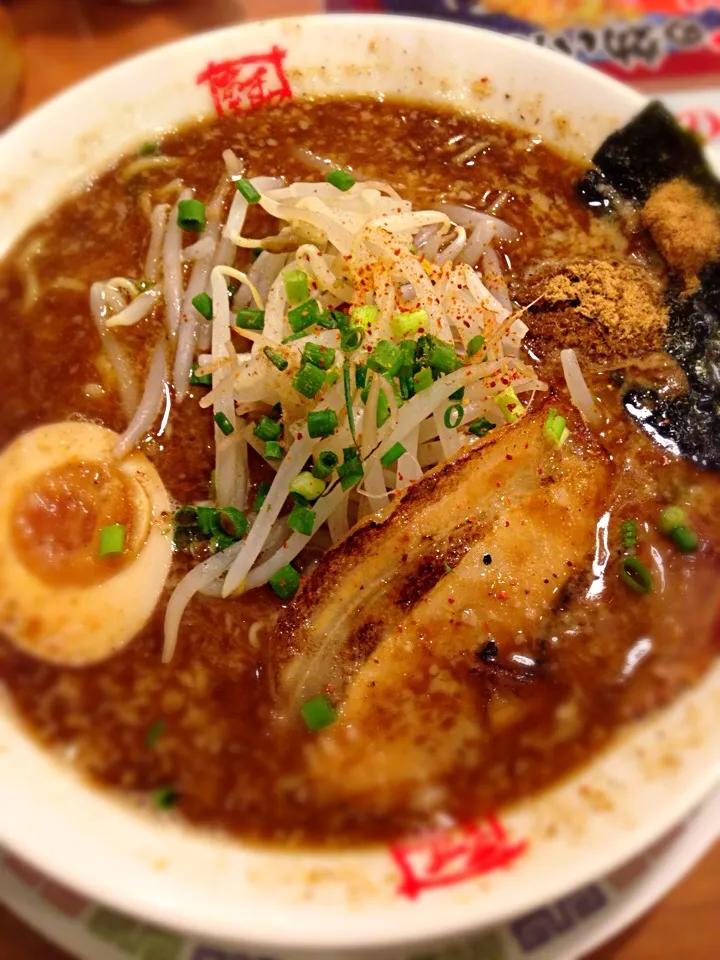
xmin=416 ymin=334 xmax=433 ymax=365
xmin=468 ymin=417 xmax=496 ymax=438
xmin=211 ymin=531 xmax=235 ymax=555
xmin=467 ymin=335 xmax=485 ymax=357
xmin=220 ymin=507 xmax=249 ymax=539
xmin=399 ymin=339 xmax=416 ymax=371
xmin=355 ymin=363 xmax=368 ymax=389
xmin=196 ymin=506 xmax=215 ymax=536
xmin=214 ymin=412 xmax=234 ymax=436
xmin=317 ymin=311 xmax=338 ymax=330
xmin=281 ymin=330 xmax=310 ymax=344
xmin=337 ymin=456 xmax=364 ymax=491
xmin=253 ymin=481 xmax=271 ymax=512
xmin=236 ymin=178 xmax=261 ymax=203
xmin=173 ymin=526 xmax=192 ymax=553
xmin=343 ymin=361 xmax=358 ymax=446
xmin=349 ymin=305 xmax=379 ymax=330
xmin=658 ymin=505 xmax=686 ymax=534
xmin=288 ymin=504 xmax=316 ymax=537
xmin=302 ymin=342 xmax=336 ymax=370
xmin=376 ymin=389 xmax=391 ymax=428
xmin=263 ymin=347 xmax=288 ymax=371
xmin=428 ymin=339 xmax=463 ymax=374
xmin=399 ymin=373 xmax=414 ymax=401
xmin=289 ymin=471 xmax=326 ymax=502
xmin=300 ymin=694 xmax=336 ymax=731
xmin=307 ymin=409 xmax=339 ymax=439
xmin=328 ymin=310 xmax=349 ymax=329
xmin=449 ymin=386 xmax=465 ymax=402
xmin=444 ymin=403 xmax=464 ymax=429
xmin=341 ymin=325 xmax=364 ymax=353
xmin=325 ymin=169 xmax=355 ymax=192
xmin=543 ymin=407 xmax=569 ymax=448
xmin=172 ymin=511 xmax=204 ymax=549
xmin=174 ymin=506 xmax=199 ymax=527
xmin=190 ymin=366 xmax=212 ymax=387
xmin=236 ymin=308 xmax=265 ymax=331
xmin=495 ymin=386 xmax=524 ymax=424
xmin=253 ymin=416 xmax=282 ymax=442
xmin=288 ymin=298 xmax=324 ymax=333
xmin=413 ymin=367 xmax=433 ymax=392
xmin=292 ymin=362 xmax=326 ymax=399
xmin=669 ymin=524 xmax=698 ymax=553
xmin=264 ymin=441 xmax=284 ymax=460
xmin=620 ymin=519 xmax=638 ymax=550
xmin=211 ymin=506 xmax=249 ymax=548
xmin=138 ymin=141 xmax=160 ymax=157
xmin=153 ymin=786 xmax=179 ymax=810
xmin=283 ymin=269 xmax=309 ymax=305
xmin=620 ymin=556 xmax=652 ymax=594
xmin=381 ymin=442 xmax=406 ymax=468
xmin=312 ymin=450 xmax=339 ymax=480
xmin=269 ymin=564 xmax=301 ymax=600
xmin=368 ymin=340 xmax=403 ymax=377
xmin=325 ymin=369 xmax=340 ymax=388
xmin=391 ymin=307 xmax=427 ymax=339
xmin=146 ymin=720 xmax=164 ymax=748
xmin=177 ymin=198 xmax=206 ymax=232
xmin=191 ymin=291 xmax=213 ymax=321
xmin=657 ymin=505 xmax=698 ymax=552
xmin=99 ymin=523 xmax=126 ymax=557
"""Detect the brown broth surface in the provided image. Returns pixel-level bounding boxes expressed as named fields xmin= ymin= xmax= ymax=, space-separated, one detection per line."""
xmin=0 ymin=98 xmax=718 ymax=847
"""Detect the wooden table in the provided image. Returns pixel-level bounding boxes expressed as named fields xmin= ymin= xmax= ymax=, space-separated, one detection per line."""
xmin=0 ymin=1 xmax=718 ymax=957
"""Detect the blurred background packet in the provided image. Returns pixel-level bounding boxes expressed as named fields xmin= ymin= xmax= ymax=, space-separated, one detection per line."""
xmin=327 ymin=0 xmax=720 ymax=86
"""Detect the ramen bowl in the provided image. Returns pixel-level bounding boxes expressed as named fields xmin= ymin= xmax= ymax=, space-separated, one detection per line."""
xmin=0 ymin=13 xmax=718 ymax=959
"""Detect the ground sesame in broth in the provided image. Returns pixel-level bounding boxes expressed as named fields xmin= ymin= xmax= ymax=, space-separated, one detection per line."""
xmin=0 ymin=97 xmax=718 ymax=847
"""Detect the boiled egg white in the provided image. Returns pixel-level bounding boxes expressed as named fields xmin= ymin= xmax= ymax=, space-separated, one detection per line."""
xmin=0 ymin=421 xmax=173 ymax=665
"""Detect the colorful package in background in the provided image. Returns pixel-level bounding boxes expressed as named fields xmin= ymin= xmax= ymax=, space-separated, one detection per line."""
xmin=326 ymin=1 xmax=720 ymax=85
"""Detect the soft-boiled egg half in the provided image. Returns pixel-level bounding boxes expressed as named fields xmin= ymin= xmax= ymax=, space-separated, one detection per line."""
xmin=0 ymin=421 xmax=173 ymax=665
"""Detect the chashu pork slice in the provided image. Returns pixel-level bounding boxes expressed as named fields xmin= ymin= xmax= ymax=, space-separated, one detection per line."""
xmin=274 ymin=405 xmax=612 ymax=811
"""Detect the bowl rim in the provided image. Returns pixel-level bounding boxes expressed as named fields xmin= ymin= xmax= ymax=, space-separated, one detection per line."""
xmin=2 ymin=11 xmax=719 ymax=954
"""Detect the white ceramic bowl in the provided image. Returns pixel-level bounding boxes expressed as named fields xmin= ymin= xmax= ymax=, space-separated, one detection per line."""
xmin=0 ymin=13 xmax=719 ymax=959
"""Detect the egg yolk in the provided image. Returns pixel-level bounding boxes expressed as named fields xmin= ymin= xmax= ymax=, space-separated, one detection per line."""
xmin=11 ymin=461 xmax=141 ymax=588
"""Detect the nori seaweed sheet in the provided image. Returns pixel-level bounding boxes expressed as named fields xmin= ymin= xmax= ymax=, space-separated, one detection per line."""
xmin=577 ymin=100 xmax=720 ymax=206
xmin=576 ymin=102 xmax=720 ymax=471
xmin=623 ymin=263 xmax=720 ymax=470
